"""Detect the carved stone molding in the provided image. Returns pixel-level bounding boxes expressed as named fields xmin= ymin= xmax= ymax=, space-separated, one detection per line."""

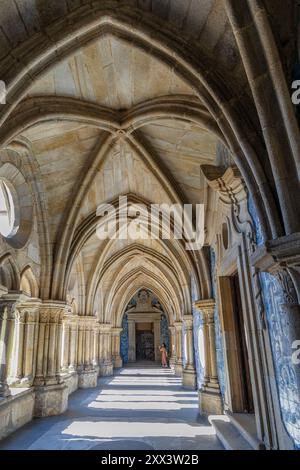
xmin=201 ymin=165 xmax=246 ymax=208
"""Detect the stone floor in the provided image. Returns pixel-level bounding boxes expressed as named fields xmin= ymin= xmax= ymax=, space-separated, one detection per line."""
xmin=0 ymin=365 xmax=223 ymax=450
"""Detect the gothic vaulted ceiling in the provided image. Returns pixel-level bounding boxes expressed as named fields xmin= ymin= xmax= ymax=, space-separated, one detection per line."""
xmin=0 ymin=0 xmax=297 ymax=317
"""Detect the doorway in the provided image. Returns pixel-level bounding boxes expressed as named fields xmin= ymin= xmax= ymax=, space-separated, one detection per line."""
xmin=136 ymin=323 xmax=155 ymax=361
xmin=231 ymin=274 xmax=254 ymax=413
xmin=219 ymin=273 xmax=254 ymax=413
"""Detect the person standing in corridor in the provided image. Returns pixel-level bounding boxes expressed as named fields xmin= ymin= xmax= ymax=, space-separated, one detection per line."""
xmin=159 ymin=343 xmax=168 ymax=368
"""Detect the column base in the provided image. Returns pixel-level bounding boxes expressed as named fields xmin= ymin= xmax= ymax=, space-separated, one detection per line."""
xmin=113 ymin=356 xmax=123 ymax=368
xmin=174 ymin=362 xmax=183 ymax=376
xmin=60 ymin=371 xmax=79 ymax=395
xmin=34 ymin=383 xmax=68 ymax=417
xmin=182 ymin=367 xmax=197 ymax=389
xmin=169 ymin=357 xmax=175 ymax=367
xmin=100 ymin=362 xmax=113 ymax=376
xmin=78 ymin=369 xmax=98 ymax=388
xmin=198 ymin=386 xmax=223 ymax=415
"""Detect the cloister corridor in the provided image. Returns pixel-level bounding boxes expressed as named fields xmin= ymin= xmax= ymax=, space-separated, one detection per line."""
xmin=0 ymin=366 xmax=223 ymax=451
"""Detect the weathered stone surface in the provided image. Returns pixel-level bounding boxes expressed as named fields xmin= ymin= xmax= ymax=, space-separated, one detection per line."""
xmin=78 ymin=370 xmax=98 ymax=389
xmin=199 ymin=388 xmax=223 ymax=415
xmin=34 ymin=384 xmax=68 ymax=417
xmin=0 ymin=389 xmax=35 ymax=440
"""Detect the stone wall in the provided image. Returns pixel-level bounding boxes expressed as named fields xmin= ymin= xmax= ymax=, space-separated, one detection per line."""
xmin=0 ymin=389 xmax=35 ymax=440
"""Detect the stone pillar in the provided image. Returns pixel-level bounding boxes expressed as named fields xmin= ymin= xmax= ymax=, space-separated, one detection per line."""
xmin=69 ymin=320 xmax=78 ymax=373
xmin=8 ymin=300 xmax=40 ymax=387
xmin=92 ymin=324 xmax=100 ymax=372
xmin=111 ymin=327 xmax=123 ymax=369
xmin=99 ymin=324 xmax=113 ymax=376
xmin=61 ymin=317 xmax=70 ymax=374
xmin=78 ymin=317 xmax=98 ymax=388
xmin=0 ymin=293 xmax=21 ymax=397
xmin=153 ymin=320 xmax=161 ymax=362
xmin=182 ymin=315 xmax=197 ymax=389
xmin=77 ymin=321 xmax=84 ymax=372
xmin=128 ymin=319 xmax=136 ymax=362
xmin=174 ymin=321 xmax=183 ymax=376
xmin=194 ymin=299 xmax=223 ymax=414
xmin=33 ymin=302 xmax=68 ymax=417
xmin=168 ymin=326 xmax=176 ymax=366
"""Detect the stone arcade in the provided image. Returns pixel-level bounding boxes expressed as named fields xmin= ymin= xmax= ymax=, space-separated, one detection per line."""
xmin=0 ymin=0 xmax=300 ymax=451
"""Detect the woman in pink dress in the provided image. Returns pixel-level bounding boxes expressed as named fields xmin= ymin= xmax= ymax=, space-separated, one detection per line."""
xmin=159 ymin=343 xmax=168 ymax=368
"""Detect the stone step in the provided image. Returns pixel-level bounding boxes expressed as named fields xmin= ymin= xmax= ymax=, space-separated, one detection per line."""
xmin=226 ymin=412 xmax=265 ymax=450
xmin=208 ymin=415 xmax=253 ymax=450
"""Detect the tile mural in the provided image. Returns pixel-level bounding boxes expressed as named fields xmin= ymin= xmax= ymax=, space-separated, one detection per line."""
xmin=249 ymin=194 xmax=300 ymax=448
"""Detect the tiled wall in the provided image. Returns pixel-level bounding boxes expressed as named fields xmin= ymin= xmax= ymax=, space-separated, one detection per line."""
xmin=120 ymin=313 xmax=129 ymax=364
xmin=210 ymin=248 xmax=226 ymax=398
xmin=248 ymin=194 xmax=300 ymax=448
xmin=160 ymin=313 xmax=170 ymax=354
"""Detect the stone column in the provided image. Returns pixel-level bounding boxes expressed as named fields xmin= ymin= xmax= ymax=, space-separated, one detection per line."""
xmin=60 ymin=313 xmax=80 ymax=395
xmin=174 ymin=321 xmax=183 ymax=376
xmin=76 ymin=321 xmax=84 ymax=372
xmin=33 ymin=301 xmax=68 ymax=417
xmin=69 ymin=320 xmax=78 ymax=373
xmin=61 ymin=317 xmax=70 ymax=374
xmin=194 ymin=299 xmax=223 ymax=414
xmin=168 ymin=326 xmax=176 ymax=366
xmin=78 ymin=317 xmax=98 ymax=388
xmin=153 ymin=320 xmax=161 ymax=362
xmin=128 ymin=319 xmax=136 ymax=362
xmin=23 ymin=306 xmax=39 ymax=387
xmin=0 ymin=293 xmax=20 ymax=397
xmin=92 ymin=324 xmax=100 ymax=372
xmin=8 ymin=300 xmax=40 ymax=387
xmin=111 ymin=327 xmax=123 ymax=369
xmin=99 ymin=324 xmax=113 ymax=376
xmin=182 ymin=315 xmax=197 ymax=389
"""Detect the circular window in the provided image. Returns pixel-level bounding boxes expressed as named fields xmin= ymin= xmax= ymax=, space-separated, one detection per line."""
xmin=0 ymin=180 xmax=18 ymax=237
xmin=0 ymin=161 xmax=33 ymax=249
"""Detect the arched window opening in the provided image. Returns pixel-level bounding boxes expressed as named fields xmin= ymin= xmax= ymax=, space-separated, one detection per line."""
xmin=0 ymin=181 xmax=16 ymax=238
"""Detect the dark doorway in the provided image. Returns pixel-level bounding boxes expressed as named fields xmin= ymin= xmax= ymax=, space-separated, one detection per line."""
xmin=219 ymin=273 xmax=255 ymax=414
xmin=136 ymin=330 xmax=154 ymax=361
xmin=231 ymin=274 xmax=254 ymax=413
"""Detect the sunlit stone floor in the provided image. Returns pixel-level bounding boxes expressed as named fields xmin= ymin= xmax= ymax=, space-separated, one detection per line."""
xmin=0 ymin=365 xmax=223 ymax=450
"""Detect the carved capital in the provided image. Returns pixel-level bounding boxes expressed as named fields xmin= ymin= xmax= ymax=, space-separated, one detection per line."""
xmin=111 ymin=327 xmax=123 ymax=336
xmin=194 ymin=299 xmax=215 ymax=322
xmin=174 ymin=321 xmax=183 ymax=331
xmin=183 ymin=314 xmax=194 ymax=329
xmin=99 ymin=323 xmax=112 ymax=332
xmin=0 ymin=302 xmax=17 ymax=321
